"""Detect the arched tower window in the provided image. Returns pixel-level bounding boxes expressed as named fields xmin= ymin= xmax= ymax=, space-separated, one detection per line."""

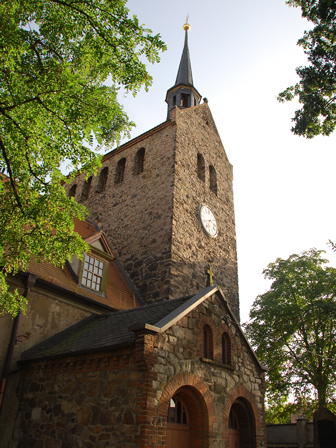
xmin=68 ymin=184 xmax=77 ymax=198
xmin=222 ymin=332 xmax=231 ymax=365
xmin=115 ymin=158 xmax=126 ymax=184
xmin=81 ymin=176 xmax=92 ymax=201
xmin=134 ymin=148 xmax=145 ymax=175
xmin=209 ymin=165 xmax=217 ymax=195
xmin=203 ymin=325 xmax=213 ymax=359
xmin=197 ymin=153 xmax=205 ymax=182
xmin=97 ymin=167 xmax=108 ymax=193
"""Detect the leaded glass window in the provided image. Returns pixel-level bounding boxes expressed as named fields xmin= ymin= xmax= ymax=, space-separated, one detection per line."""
xmin=82 ymin=254 xmax=104 ymax=291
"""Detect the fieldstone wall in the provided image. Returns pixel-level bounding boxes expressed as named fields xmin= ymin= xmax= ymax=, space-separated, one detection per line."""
xmin=69 ymin=103 xmax=240 ymax=319
xmin=13 ymin=349 xmax=143 ymax=448
xmin=71 ymin=121 xmax=177 ymax=304
xmin=171 ymin=104 xmax=239 ymax=319
xmin=13 ymin=293 xmax=266 ymax=448
xmin=144 ymin=292 xmax=266 ymax=447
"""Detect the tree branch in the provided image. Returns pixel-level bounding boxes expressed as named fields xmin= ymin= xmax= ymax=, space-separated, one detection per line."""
xmin=49 ymin=0 xmax=118 ymax=49
xmin=0 ymin=91 xmax=60 ymax=112
xmin=0 ymin=137 xmax=24 ymax=212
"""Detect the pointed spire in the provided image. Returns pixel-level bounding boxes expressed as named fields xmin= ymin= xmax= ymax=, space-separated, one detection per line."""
xmin=165 ymin=19 xmax=202 ymax=119
xmin=175 ymin=23 xmax=193 ymax=87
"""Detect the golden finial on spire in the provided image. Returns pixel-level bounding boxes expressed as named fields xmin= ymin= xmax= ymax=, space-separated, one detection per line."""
xmin=183 ymin=15 xmax=190 ymax=31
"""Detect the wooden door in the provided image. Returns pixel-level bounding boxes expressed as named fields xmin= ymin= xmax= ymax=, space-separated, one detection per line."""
xmin=167 ymin=423 xmax=190 ymax=448
xmin=228 ymin=408 xmax=240 ymax=448
xmin=228 ymin=428 xmax=240 ymax=448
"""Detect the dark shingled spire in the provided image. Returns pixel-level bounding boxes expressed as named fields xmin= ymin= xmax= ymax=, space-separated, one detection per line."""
xmin=165 ymin=21 xmax=202 ymax=119
xmin=175 ymin=28 xmax=193 ymax=87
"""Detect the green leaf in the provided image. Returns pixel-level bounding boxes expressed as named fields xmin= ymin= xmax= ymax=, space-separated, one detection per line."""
xmin=0 ymin=0 xmax=166 ymax=316
xmin=245 ymin=249 xmax=336 ymax=417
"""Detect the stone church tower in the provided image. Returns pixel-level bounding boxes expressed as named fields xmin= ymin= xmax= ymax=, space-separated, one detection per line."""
xmin=1 ymin=23 xmax=267 ymax=448
xmin=68 ymin=23 xmax=240 ymax=320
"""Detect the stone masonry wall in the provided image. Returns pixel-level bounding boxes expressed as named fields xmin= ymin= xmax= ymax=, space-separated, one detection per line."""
xmin=171 ymin=104 xmax=239 ymax=319
xmin=13 ymin=293 xmax=266 ymax=448
xmin=71 ymin=122 xmax=177 ymax=304
xmin=143 ymin=292 xmax=266 ymax=448
xmin=13 ymin=349 xmax=143 ymax=448
xmin=68 ymin=104 xmax=240 ymax=319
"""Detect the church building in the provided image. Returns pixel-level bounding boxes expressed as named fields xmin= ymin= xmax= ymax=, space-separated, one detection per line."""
xmin=0 ymin=23 xmax=267 ymax=448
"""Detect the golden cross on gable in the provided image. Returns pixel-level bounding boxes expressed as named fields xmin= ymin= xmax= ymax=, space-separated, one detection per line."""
xmin=206 ymin=266 xmax=214 ymax=286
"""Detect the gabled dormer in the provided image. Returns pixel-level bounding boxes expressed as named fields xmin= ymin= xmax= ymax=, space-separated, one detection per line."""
xmin=68 ymin=220 xmax=115 ymax=295
xmin=165 ymin=21 xmax=202 ymax=119
xmin=61 ymin=218 xmax=142 ymax=310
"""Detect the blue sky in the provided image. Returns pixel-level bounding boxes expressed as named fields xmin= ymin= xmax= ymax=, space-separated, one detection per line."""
xmin=114 ymin=0 xmax=336 ymax=323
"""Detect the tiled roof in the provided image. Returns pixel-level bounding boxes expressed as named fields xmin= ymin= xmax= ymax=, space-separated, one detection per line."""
xmin=20 ymin=286 xmax=266 ymax=371
xmin=23 ymin=217 xmax=141 ymax=310
xmin=21 ymin=295 xmax=193 ymax=361
xmin=26 ymin=257 xmax=139 ymax=311
xmin=73 ymin=218 xmax=98 ymax=239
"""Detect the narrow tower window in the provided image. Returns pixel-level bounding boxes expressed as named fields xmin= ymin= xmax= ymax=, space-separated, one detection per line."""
xmin=173 ymin=95 xmax=176 ymax=107
xmin=115 ymin=158 xmax=126 ymax=184
xmin=222 ymin=332 xmax=231 ymax=365
xmin=81 ymin=176 xmax=92 ymax=201
xmin=209 ymin=165 xmax=217 ymax=195
xmin=134 ymin=148 xmax=145 ymax=175
xmin=197 ymin=153 xmax=205 ymax=182
xmin=68 ymin=184 xmax=77 ymax=198
xmin=97 ymin=167 xmax=108 ymax=193
xmin=203 ymin=325 xmax=213 ymax=359
xmin=181 ymin=94 xmax=189 ymax=108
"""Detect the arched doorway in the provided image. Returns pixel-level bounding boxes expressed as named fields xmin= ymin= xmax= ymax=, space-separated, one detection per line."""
xmin=228 ymin=398 xmax=256 ymax=448
xmin=166 ymin=386 xmax=209 ymax=448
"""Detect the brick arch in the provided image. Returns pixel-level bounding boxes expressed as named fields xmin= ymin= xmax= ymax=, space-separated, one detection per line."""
xmin=159 ymin=372 xmax=216 ymax=448
xmin=223 ymin=385 xmax=261 ymax=448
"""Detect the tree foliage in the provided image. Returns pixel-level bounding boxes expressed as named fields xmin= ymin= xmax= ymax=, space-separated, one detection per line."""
xmin=278 ymin=0 xmax=336 ymax=137
xmin=245 ymin=249 xmax=336 ymax=421
xmin=0 ymin=0 xmax=165 ymax=316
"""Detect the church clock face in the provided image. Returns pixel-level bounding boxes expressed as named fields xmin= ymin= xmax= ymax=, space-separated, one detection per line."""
xmin=199 ymin=204 xmax=218 ymax=238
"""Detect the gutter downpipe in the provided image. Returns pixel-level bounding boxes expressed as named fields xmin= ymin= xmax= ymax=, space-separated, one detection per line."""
xmin=0 ymin=273 xmax=36 ymax=416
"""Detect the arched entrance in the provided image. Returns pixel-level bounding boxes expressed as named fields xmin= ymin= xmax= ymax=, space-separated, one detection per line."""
xmin=228 ymin=398 xmax=256 ymax=448
xmin=166 ymin=386 xmax=209 ymax=448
